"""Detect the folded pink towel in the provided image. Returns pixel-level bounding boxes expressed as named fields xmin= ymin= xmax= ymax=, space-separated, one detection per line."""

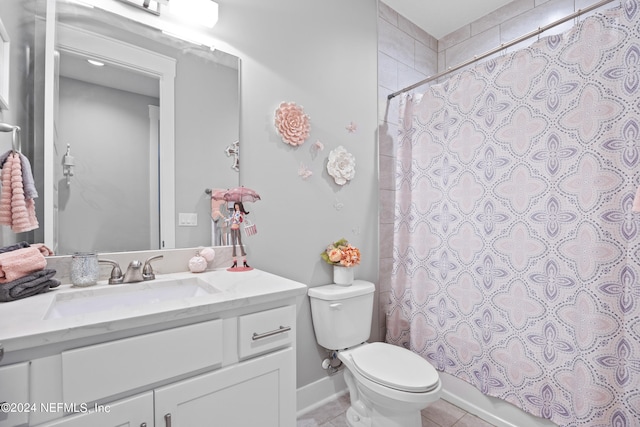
xmin=30 ymin=243 xmax=54 ymax=256
xmin=634 ymin=186 xmax=640 ymax=213
xmin=0 ymin=247 xmax=47 ymax=283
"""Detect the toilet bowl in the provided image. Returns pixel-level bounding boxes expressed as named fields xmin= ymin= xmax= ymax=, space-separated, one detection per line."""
xmin=308 ymin=281 xmax=441 ymax=427
xmin=338 ymin=342 xmax=441 ymax=427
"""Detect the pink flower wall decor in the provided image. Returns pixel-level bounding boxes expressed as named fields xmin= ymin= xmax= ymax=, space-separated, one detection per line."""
xmin=298 ymin=162 xmax=313 ymax=180
xmin=274 ymin=101 xmax=310 ymax=146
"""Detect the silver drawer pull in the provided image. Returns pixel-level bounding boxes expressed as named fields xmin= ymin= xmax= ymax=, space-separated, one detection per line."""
xmin=252 ymin=326 xmax=291 ymax=341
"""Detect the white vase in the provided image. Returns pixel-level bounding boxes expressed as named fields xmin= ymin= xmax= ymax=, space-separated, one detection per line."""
xmin=333 ymin=265 xmax=354 ymax=286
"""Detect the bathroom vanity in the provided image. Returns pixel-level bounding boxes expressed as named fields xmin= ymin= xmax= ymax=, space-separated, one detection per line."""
xmin=0 ymin=269 xmax=306 ymax=427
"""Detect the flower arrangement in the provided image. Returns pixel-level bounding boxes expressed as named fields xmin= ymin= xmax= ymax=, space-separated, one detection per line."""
xmin=274 ymin=101 xmax=310 ymax=146
xmin=327 ymin=146 xmax=356 ymax=185
xmin=321 ymin=238 xmax=361 ymax=267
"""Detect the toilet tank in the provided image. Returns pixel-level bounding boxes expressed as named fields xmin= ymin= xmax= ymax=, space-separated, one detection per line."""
xmin=308 ymin=280 xmax=375 ymax=350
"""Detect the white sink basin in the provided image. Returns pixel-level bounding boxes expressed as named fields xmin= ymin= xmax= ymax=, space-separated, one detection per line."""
xmin=44 ymin=277 xmax=219 ymax=320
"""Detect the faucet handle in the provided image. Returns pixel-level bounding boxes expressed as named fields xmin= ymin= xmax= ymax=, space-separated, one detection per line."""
xmin=98 ymin=259 xmax=124 ymax=284
xmin=143 ymin=255 xmax=164 ymax=280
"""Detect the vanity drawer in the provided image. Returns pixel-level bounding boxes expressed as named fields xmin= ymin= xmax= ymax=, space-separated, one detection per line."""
xmin=62 ymin=319 xmax=223 ymax=404
xmin=0 ymin=362 xmax=29 ymax=427
xmin=238 ymin=305 xmax=295 ymax=359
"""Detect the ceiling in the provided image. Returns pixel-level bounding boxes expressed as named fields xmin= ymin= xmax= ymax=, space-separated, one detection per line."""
xmin=382 ymin=0 xmax=516 ymax=39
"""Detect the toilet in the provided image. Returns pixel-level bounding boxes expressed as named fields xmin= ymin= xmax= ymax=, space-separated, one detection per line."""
xmin=308 ymin=280 xmax=441 ymax=427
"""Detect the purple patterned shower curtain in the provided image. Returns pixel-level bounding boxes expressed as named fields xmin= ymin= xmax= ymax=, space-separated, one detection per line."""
xmin=386 ymin=2 xmax=640 ymax=426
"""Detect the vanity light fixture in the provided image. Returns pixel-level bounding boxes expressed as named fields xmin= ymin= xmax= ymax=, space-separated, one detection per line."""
xmin=114 ymin=0 xmax=168 ymax=16
xmin=87 ymin=59 xmax=105 ymax=67
xmin=79 ymin=0 xmax=219 ymax=52
xmin=167 ymin=0 xmax=219 ymax=28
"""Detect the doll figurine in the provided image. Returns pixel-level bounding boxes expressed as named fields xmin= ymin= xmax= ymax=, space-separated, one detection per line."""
xmin=227 ymin=202 xmax=250 ymax=268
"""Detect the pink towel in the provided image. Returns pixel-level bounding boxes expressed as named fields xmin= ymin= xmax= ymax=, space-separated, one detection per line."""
xmin=10 ymin=153 xmax=36 ymax=233
xmin=0 ymin=153 xmax=14 ymax=226
xmin=0 ymin=247 xmax=47 ymax=283
xmin=210 ymin=189 xmax=227 ymax=221
xmin=0 ymin=153 xmax=39 ymax=233
xmin=31 ymin=243 xmax=54 ymax=256
xmin=633 ymin=186 xmax=640 ymax=213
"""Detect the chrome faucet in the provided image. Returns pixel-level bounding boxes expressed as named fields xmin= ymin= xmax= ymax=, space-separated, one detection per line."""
xmin=142 ymin=255 xmax=163 ymax=280
xmin=98 ymin=255 xmax=164 ymax=284
xmin=123 ymin=260 xmax=144 ymax=283
xmin=98 ymin=259 xmax=124 ymax=284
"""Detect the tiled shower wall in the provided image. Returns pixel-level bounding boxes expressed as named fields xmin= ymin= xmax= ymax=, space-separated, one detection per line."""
xmin=377 ymin=2 xmax=438 ymax=341
xmin=377 ymin=0 xmax=615 ymax=341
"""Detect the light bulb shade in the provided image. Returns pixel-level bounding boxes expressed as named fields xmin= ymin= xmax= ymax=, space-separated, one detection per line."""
xmin=168 ymin=0 xmax=218 ymax=28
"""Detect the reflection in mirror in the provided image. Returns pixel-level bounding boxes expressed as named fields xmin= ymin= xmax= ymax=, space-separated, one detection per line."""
xmin=43 ymin=0 xmax=240 ymax=255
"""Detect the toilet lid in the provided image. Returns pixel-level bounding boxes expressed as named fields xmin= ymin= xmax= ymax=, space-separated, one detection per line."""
xmin=350 ymin=343 xmax=439 ymax=393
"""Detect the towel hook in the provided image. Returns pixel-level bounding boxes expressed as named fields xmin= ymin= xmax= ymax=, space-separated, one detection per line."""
xmin=0 ymin=123 xmax=21 ymax=153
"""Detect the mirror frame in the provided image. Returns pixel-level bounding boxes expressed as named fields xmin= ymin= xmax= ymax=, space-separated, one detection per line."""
xmin=44 ymin=1 xmax=177 ymax=250
xmin=0 ymin=16 xmax=9 ymax=110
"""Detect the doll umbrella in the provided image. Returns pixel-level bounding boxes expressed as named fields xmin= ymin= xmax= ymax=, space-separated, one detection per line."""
xmin=213 ymin=186 xmax=261 ymax=203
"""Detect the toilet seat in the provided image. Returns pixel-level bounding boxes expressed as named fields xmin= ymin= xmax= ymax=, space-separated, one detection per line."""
xmin=348 ymin=342 xmax=439 ymax=393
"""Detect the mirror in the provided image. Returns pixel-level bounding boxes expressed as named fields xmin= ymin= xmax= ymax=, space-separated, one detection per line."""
xmin=39 ymin=0 xmax=240 ymax=255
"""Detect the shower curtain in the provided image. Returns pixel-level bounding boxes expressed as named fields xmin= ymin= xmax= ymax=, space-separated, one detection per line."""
xmin=386 ymin=1 xmax=640 ymax=426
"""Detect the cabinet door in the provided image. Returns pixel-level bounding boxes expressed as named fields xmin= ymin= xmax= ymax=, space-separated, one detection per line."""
xmin=155 ymin=347 xmax=295 ymax=427
xmin=36 ymin=392 xmax=153 ymax=427
xmin=0 ymin=362 xmax=29 ymax=427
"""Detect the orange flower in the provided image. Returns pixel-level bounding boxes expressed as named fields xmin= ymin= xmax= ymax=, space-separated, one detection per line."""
xmin=339 ymin=245 xmax=361 ymax=267
xmin=328 ymin=248 xmax=342 ymax=263
xmin=321 ymin=239 xmax=361 ymax=267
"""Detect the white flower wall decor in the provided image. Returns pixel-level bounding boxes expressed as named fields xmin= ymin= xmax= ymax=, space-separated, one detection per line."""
xmin=327 ymin=145 xmax=356 ymax=185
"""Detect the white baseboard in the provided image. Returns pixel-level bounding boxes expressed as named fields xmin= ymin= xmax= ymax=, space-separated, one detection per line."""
xmin=296 ymin=371 xmax=348 ymax=417
xmin=295 ymin=369 xmax=556 ymax=427
xmin=439 ymin=372 xmax=557 ymax=427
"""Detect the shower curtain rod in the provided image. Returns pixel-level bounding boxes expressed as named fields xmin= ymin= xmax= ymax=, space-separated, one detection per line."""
xmin=387 ymin=0 xmax=616 ymax=100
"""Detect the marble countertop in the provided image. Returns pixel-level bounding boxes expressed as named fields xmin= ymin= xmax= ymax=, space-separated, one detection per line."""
xmin=0 ymin=269 xmax=307 ymax=354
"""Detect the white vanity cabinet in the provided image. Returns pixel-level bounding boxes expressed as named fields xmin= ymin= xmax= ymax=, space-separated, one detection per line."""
xmin=154 ymin=347 xmax=294 ymax=427
xmin=37 ymin=349 xmax=294 ymax=427
xmin=0 ymin=362 xmax=30 ymax=427
xmin=2 ymin=304 xmax=297 ymax=427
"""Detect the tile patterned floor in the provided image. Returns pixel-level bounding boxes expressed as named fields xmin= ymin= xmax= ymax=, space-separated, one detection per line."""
xmin=297 ymin=394 xmax=496 ymax=427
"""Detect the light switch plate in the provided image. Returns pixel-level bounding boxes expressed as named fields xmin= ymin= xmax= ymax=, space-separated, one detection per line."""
xmin=178 ymin=213 xmax=198 ymax=226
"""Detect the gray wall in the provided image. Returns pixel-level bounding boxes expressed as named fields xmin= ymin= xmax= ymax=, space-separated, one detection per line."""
xmin=213 ymin=0 xmax=379 ymax=388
